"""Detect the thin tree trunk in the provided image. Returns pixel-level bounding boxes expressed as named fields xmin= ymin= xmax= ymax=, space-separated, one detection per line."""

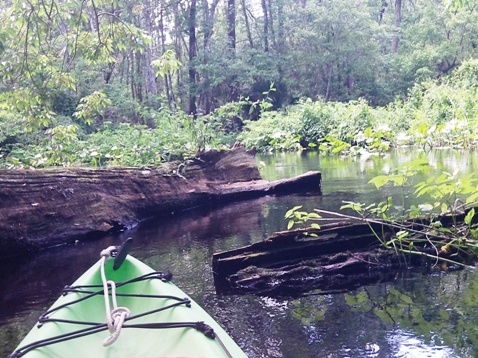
xmin=129 ymin=54 xmax=136 ymax=101
xmin=261 ymin=0 xmax=269 ymax=52
xmin=241 ymin=0 xmax=254 ymax=48
xmin=173 ymin=0 xmax=186 ymax=108
xmin=203 ymin=0 xmax=220 ymax=55
xmin=325 ymin=64 xmax=333 ymax=101
xmin=200 ymin=0 xmax=220 ymax=113
xmin=277 ymin=0 xmax=285 ymax=80
xmin=188 ymin=0 xmax=198 ymax=116
xmin=135 ymin=51 xmax=143 ymax=104
xmin=225 ymin=0 xmax=238 ymax=102
xmin=267 ymin=0 xmax=275 ymax=48
xmin=158 ymin=8 xmax=172 ymax=109
xmin=143 ymin=0 xmax=157 ymax=102
xmin=226 ymin=0 xmax=236 ymax=53
xmin=391 ymin=0 xmax=402 ymax=53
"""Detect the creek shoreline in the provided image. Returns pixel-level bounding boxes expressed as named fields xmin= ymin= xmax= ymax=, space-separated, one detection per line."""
xmin=0 ymin=148 xmax=321 ymax=259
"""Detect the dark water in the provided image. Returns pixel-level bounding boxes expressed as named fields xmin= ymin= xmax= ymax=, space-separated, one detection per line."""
xmin=2 ymin=148 xmax=478 ymax=357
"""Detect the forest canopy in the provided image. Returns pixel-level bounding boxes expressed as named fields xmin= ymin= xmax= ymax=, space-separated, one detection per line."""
xmin=0 ymin=0 xmax=477 ymax=167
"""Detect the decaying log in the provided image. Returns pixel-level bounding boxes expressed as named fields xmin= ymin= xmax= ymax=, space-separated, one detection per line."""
xmin=0 ymin=148 xmax=321 ymax=259
xmin=212 ymin=215 xmax=470 ymax=297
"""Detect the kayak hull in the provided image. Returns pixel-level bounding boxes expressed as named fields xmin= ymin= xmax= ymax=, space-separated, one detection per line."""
xmin=11 ymin=254 xmax=247 ymax=358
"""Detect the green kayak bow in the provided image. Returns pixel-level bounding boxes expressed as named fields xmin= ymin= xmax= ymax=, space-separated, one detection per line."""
xmin=10 ymin=239 xmax=248 ymax=358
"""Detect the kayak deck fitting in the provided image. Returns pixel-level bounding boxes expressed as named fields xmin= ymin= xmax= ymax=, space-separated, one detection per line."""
xmin=10 ymin=239 xmax=248 ymax=357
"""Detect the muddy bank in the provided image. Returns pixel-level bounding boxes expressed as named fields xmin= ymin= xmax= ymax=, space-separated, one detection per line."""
xmin=0 ymin=149 xmax=321 ymax=259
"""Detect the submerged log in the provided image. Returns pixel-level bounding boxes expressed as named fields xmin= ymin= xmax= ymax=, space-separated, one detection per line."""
xmin=212 ymin=215 xmax=471 ymax=297
xmin=0 ymin=148 xmax=321 ymax=259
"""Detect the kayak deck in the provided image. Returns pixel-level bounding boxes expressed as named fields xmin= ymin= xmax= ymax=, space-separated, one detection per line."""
xmin=10 ymin=250 xmax=247 ymax=358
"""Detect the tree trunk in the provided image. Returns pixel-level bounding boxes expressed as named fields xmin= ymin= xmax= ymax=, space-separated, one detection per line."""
xmin=0 ymin=149 xmax=322 ymax=260
xmin=173 ymin=0 xmax=186 ymax=108
xmin=143 ymin=0 xmax=158 ymax=102
xmin=391 ymin=0 xmax=402 ymax=53
xmin=200 ymin=0 xmax=220 ymax=113
xmin=226 ymin=0 xmax=236 ymax=53
xmin=158 ymin=8 xmax=172 ymax=109
xmin=261 ymin=0 xmax=269 ymax=52
xmin=267 ymin=0 xmax=276 ymax=48
xmin=213 ymin=211 xmax=471 ymax=296
xmin=241 ymin=0 xmax=254 ymax=48
xmin=277 ymin=0 xmax=285 ymax=80
xmin=135 ymin=51 xmax=144 ymax=103
xmin=188 ymin=0 xmax=198 ymax=116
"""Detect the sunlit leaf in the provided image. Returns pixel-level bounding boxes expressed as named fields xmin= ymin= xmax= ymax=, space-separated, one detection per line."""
xmin=369 ymin=175 xmax=390 ymax=189
xmin=285 ymin=205 xmax=302 ymax=218
xmin=287 ymin=219 xmax=295 ymax=230
xmin=465 ymin=208 xmax=475 ymax=227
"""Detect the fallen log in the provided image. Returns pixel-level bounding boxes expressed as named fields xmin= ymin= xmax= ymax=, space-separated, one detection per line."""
xmin=212 ymin=214 xmax=472 ymax=297
xmin=0 ymin=148 xmax=321 ymax=259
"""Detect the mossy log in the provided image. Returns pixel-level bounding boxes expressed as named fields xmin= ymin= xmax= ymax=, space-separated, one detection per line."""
xmin=212 ymin=214 xmax=471 ymax=297
xmin=0 ymin=148 xmax=321 ymax=259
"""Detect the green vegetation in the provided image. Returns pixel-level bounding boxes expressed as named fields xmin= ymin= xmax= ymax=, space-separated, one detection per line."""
xmin=240 ymin=59 xmax=478 ymax=154
xmin=1 ymin=0 xmax=478 ymax=168
xmin=286 ymin=158 xmax=478 ymax=267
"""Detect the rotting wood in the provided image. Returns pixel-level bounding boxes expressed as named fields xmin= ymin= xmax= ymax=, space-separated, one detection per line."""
xmin=0 ymin=148 xmax=321 ymax=259
xmin=212 ymin=214 xmax=473 ymax=297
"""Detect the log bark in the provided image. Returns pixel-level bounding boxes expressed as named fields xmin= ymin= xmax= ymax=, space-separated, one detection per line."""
xmin=212 ymin=215 xmax=469 ymax=297
xmin=0 ymin=148 xmax=321 ymax=259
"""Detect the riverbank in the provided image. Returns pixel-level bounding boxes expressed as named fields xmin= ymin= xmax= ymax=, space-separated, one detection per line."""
xmin=0 ymin=148 xmax=321 ymax=259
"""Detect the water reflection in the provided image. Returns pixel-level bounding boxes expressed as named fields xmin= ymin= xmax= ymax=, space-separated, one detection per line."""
xmin=258 ymin=148 xmax=478 ymax=183
xmin=2 ymin=149 xmax=478 ymax=357
xmin=284 ymin=267 xmax=478 ymax=357
xmin=390 ymin=330 xmax=456 ymax=358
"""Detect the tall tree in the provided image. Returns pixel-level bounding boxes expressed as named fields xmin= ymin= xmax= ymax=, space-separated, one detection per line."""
xmin=261 ymin=0 xmax=269 ymax=51
xmin=240 ymin=0 xmax=254 ymax=48
xmin=199 ymin=0 xmax=220 ymax=113
xmin=142 ymin=0 xmax=158 ymax=103
xmin=3 ymin=0 xmax=478 ymax=127
xmin=391 ymin=0 xmax=402 ymax=53
xmin=227 ymin=0 xmax=236 ymax=52
xmin=188 ymin=0 xmax=198 ymax=116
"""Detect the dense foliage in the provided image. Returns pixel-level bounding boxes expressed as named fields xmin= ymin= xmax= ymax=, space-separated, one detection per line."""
xmin=240 ymin=59 xmax=478 ymax=154
xmin=1 ymin=0 xmax=478 ymax=167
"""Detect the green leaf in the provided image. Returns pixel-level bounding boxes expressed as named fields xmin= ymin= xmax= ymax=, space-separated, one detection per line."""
xmin=400 ymin=294 xmax=413 ymax=305
xmin=285 ymin=205 xmax=303 ymax=219
xmin=466 ymin=191 xmax=478 ymax=204
xmin=340 ymin=201 xmax=364 ymax=212
xmin=287 ymin=219 xmax=294 ymax=230
xmin=441 ymin=203 xmax=448 ymax=214
xmin=368 ymin=175 xmax=390 ymax=189
xmin=391 ymin=175 xmax=407 ymax=187
xmin=465 ymin=208 xmax=475 ymax=227
xmin=307 ymin=213 xmax=321 ymax=219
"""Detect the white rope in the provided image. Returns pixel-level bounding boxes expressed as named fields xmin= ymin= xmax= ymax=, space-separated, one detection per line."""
xmin=100 ymin=247 xmax=131 ymax=347
xmin=102 ymin=307 xmax=130 ymax=347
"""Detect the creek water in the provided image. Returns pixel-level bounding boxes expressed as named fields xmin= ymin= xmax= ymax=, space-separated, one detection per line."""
xmin=2 ymin=148 xmax=478 ymax=357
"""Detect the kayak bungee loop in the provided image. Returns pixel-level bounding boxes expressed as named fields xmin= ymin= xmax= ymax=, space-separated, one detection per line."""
xmin=100 ymin=245 xmax=131 ymax=346
xmin=9 ymin=242 xmax=239 ymax=358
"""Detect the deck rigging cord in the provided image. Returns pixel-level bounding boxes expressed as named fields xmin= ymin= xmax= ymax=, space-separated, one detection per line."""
xmin=9 ymin=242 xmax=234 ymax=358
xmin=100 ymin=245 xmax=131 ymax=346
